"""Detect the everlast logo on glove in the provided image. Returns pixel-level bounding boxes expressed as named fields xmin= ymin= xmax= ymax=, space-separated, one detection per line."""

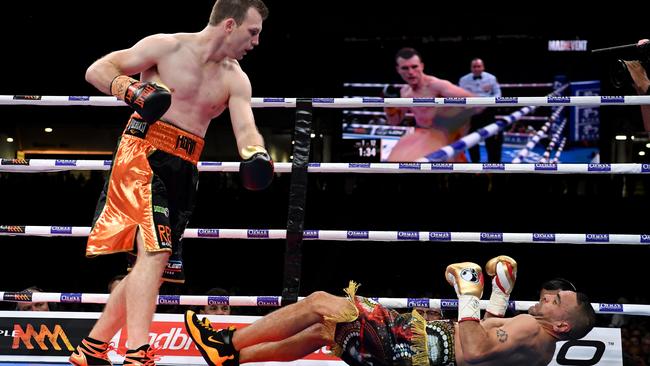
xmin=126 ymin=84 xmax=157 ymax=109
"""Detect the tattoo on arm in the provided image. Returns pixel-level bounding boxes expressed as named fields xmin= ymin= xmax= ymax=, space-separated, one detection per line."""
xmin=496 ymin=328 xmax=508 ymax=343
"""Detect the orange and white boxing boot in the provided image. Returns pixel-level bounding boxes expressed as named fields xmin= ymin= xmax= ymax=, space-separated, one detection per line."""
xmin=123 ymin=344 xmax=160 ymax=366
xmin=69 ymin=337 xmax=115 ymax=366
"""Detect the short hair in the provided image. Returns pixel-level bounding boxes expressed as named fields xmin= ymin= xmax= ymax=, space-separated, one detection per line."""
xmin=22 ymin=286 xmax=43 ymax=293
xmin=395 ymin=47 xmax=422 ymax=63
xmin=15 ymin=286 xmax=47 ymax=311
xmin=209 ymin=0 xmax=269 ymax=26
xmin=206 ymin=287 xmax=230 ymax=296
xmin=541 ymin=278 xmax=576 ymax=292
xmin=567 ymin=292 xmax=596 ymax=340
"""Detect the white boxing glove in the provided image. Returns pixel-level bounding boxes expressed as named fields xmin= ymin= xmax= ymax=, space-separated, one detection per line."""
xmin=445 ymin=262 xmax=484 ymax=322
xmin=485 ymin=255 xmax=517 ymax=317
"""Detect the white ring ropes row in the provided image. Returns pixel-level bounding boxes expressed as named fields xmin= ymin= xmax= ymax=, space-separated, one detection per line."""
xmin=2 ymin=160 xmax=650 ymax=174
xmin=0 ymin=291 xmax=646 ymax=315
xmin=1 ymin=226 xmax=648 ymax=246
xmin=2 ymin=95 xmax=650 ymax=107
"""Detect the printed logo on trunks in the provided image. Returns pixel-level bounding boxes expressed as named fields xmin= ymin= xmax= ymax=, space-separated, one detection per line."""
xmin=599 ymin=303 xmax=623 ymax=312
xmin=586 ymin=234 xmax=609 ymax=242
xmin=60 ymin=293 xmax=82 ymax=303
xmin=257 ymin=296 xmax=280 ymax=306
xmin=641 ymin=234 xmax=650 ymax=243
xmin=642 ymin=164 xmax=650 ymax=173
xmin=347 ymin=231 xmax=369 ymax=239
xmin=153 ymin=205 xmax=170 ymax=217
xmin=208 ymin=296 xmax=230 ymax=306
xmin=480 ymin=232 xmax=503 ymax=241
xmin=127 ymin=118 xmax=148 ymax=136
xmin=157 ymin=225 xmax=172 ymax=248
xmin=166 ymin=260 xmax=182 ymax=273
xmin=175 ymin=135 xmax=197 ymax=155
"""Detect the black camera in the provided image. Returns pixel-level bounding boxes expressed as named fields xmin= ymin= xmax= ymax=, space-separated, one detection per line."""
xmin=593 ymin=42 xmax=650 ymax=89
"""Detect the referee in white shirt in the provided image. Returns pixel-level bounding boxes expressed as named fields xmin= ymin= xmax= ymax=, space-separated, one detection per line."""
xmin=459 ymin=58 xmax=502 ymax=163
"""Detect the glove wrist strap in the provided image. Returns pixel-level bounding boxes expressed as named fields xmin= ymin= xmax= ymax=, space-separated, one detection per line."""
xmin=241 ymin=145 xmax=267 ymax=159
xmin=110 ymin=75 xmax=137 ymax=100
xmin=458 ymin=294 xmax=481 ymax=322
xmin=486 ymin=286 xmax=509 ymax=317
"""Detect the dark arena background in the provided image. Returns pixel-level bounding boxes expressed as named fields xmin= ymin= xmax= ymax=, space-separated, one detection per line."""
xmin=1 ymin=1 xmax=650 ymax=364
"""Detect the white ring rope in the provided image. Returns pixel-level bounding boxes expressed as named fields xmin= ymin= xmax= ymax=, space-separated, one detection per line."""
xmin=2 ymin=95 xmax=650 ymax=108
xmin=496 ymin=115 xmax=550 ymax=121
xmin=539 ymin=120 xmax=569 ymax=163
xmin=0 ymin=291 xmax=647 ymax=315
xmin=418 ymin=85 xmax=569 ymax=162
xmin=511 ymin=107 xmax=565 ymax=163
xmin=343 ymin=82 xmax=556 ymax=89
xmin=3 ymin=89 xmax=644 ymax=320
xmin=2 ymin=160 xmax=650 ymax=174
xmin=417 ymin=86 xmax=562 ymax=162
xmin=1 ymin=226 xmax=649 ymax=246
xmin=551 ymin=137 xmax=568 ymax=164
xmin=419 ymin=106 xmax=536 ymax=161
xmin=344 ymin=111 xmax=553 ymax=122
